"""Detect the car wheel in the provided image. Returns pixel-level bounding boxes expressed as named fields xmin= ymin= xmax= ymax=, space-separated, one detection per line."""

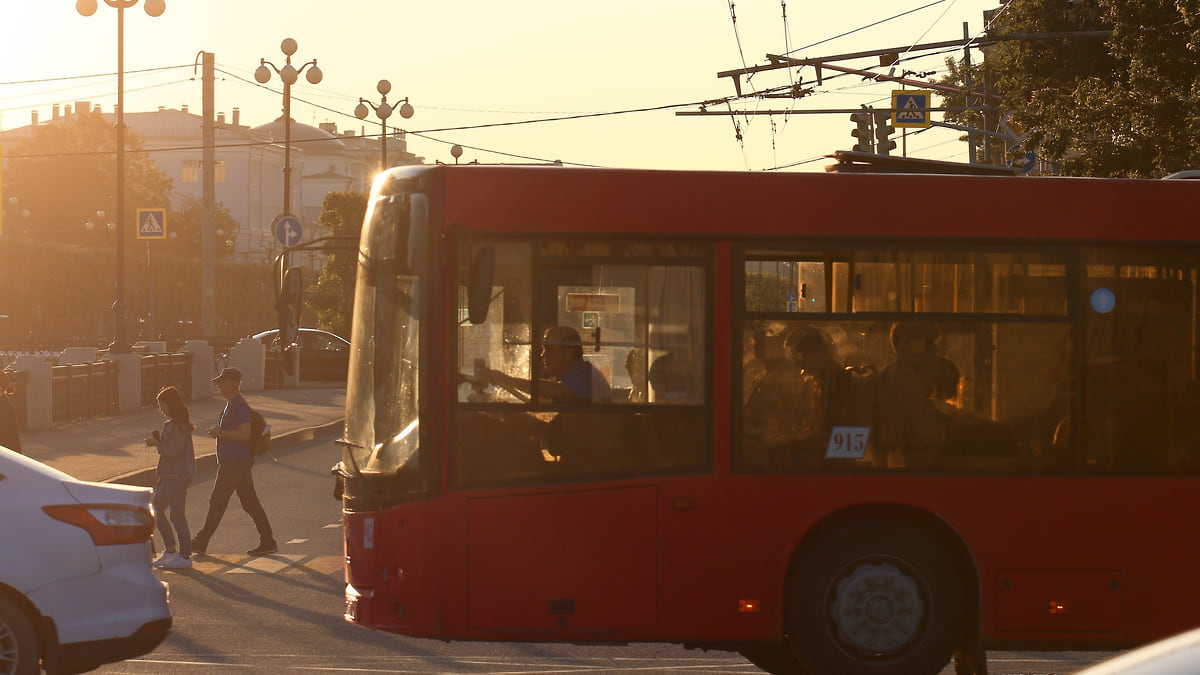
xmin=784 ymin=519 xmax=964 ymax=675
xmin=0 ymin=595 xmax=39 ymax=675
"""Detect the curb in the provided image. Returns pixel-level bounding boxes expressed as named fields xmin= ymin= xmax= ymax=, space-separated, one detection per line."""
xmin=109 ymin=418 xmax=345 ymax=487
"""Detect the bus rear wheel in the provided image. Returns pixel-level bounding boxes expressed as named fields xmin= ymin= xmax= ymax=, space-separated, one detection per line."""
xmin=784 ymin=520 xmax=964 ymax=675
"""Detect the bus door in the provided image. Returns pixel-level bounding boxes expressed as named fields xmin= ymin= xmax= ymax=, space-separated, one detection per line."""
xmin=452 ymin=239 xmax=709 ymax=636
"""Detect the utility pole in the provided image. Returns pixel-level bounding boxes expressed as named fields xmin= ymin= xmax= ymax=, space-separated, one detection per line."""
xmin=201 ymin=51 xmax=216 ymax=338
xmin=963 ymin=22 xmax=978 ymax=165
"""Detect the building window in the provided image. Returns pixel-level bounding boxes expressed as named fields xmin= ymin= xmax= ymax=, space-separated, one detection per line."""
xmin=182 ymin=160 xmax=225 ymax=183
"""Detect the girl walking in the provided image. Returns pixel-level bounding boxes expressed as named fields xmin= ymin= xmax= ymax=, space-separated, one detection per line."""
xmin=146 ymin=386 xmax=197 ymax=569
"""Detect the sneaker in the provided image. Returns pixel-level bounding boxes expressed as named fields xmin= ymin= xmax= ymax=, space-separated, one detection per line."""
xmin=246 ymin=542 xmax=278 ymax=556
xmin=161 ymin=555 xmax=193 ymax=569
xmin=190 ymin=537 xmax=207 ymax=556
xmin=152 ymin=551 xmax=178 ymax=568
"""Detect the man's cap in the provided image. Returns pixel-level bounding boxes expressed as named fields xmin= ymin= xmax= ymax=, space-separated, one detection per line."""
xmin=212 ymin=367 xmax=242 ymax=384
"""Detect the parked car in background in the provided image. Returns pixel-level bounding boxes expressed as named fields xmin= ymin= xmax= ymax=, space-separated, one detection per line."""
xmin=0 ymin=448 xmax=171 ymax=674
xmin=253 ymin=327 xmax=350 ymax=382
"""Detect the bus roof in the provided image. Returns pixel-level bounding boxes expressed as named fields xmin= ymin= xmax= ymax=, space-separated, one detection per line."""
xmin=394 ymin=164 xmax=1200 ymax=244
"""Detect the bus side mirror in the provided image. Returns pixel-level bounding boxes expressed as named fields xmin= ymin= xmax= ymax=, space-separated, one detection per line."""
xmin=468 ymin=246 xmax=496 ymax=325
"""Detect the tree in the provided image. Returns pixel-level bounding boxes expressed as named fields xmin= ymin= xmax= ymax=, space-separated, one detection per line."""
xmin=745 ymin=271 xmax=794 ymax=313
xmin=0 ymin=110 xmax=272 ymax=344
xmin=308 ymin=190 xmax=367 ymax=338
xmin=164 ymin=195 xmax=240 ymax=259
xmin=937 ymin=0 xmax=1200 ymax=177
xmin=4 ymin=108 xmax=174 ymax=244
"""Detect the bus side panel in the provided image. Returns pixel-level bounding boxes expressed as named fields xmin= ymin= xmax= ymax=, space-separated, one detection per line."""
xmin=657 ymin=475 xmax=785 ymax=642
xmin=653 ymin=475 xmax=1200 ymax=648
xmin=951 ymin=477 xmax=1200 ymax=647
xmin=463 ymin=486 xmax=658 ymax=636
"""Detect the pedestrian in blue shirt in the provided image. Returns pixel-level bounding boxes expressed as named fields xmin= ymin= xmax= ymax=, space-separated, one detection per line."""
xmin=190 ymin=367 xmax=277 ymax=557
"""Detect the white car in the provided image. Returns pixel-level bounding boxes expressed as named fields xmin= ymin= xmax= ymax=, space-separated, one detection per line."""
xmin=1074 ymin=626 xmax=1200 ymax=674
xmin=0 ymin=448 xmax=171 ymax=675
xmin=253 ymin=327 xmax=350 ymax=382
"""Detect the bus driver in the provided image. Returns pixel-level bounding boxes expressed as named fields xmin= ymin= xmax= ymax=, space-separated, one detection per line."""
xmin=480 ymin=326 xmax=613 ymax=404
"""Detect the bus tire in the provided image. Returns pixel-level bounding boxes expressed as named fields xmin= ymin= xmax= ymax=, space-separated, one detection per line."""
xmin=784 ymin=519 xmax=964 ymax=675
xmin=0 ymin=595 xmax=39 ymax=675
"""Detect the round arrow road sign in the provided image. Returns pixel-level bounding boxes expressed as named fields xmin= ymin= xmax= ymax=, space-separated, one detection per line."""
xmin=273 ymin=214 xmax=303 ymax=247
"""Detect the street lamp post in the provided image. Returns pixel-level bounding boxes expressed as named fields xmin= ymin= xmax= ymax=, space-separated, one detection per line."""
xmin=354 ymin=80 xmax=414 ymax=174
xmin=76 ymin=0 xmax=165 ymax=353
xmin=255 ymin=39 xmax=322 ymax=220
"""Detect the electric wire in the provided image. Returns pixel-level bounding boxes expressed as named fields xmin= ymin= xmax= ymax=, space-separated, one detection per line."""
xmin=900 ymin=0 xmax=960 ymax=60
xmin=786 ymin=0 xmax=951 ymax=55
xmin=0 ymin=64 xmax=191 ymax=87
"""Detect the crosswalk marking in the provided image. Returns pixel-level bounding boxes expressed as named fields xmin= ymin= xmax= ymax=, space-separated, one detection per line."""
xmin=172 ymin=554 xmax=342 ymax=576
xmin=226 ymin=555 xmax=297 ymax=574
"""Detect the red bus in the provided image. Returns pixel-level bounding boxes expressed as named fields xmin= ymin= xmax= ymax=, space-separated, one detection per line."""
xmin=336 ymin=165 xmax=1200 ymax=675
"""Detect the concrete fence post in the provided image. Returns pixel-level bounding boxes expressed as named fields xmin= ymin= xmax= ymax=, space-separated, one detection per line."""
xmin=228 ymin=338 xmax=266 ymax=392
xmin=180 ymin=340 xmax=215 ymax=401
xmin=104 ymin=353 xmax=143 ymax=413
xmin=11 ymin=355 xmax=51 ymax=431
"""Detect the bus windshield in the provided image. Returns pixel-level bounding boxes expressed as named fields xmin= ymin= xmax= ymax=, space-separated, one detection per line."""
xmin=343 ymin=185 xmax=425 ymax=492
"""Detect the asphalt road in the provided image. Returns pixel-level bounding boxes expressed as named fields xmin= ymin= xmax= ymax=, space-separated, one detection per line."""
xmin=89 ymin=434 xmax=1115 ymax=675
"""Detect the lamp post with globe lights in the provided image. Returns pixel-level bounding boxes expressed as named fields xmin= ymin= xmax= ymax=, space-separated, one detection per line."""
xmin=76 ymin=0 xmax=165 ymax=353
xmin=354 ymin=80 xmax=414 ymax=175
xmin=255 ymin=39 xmax=322 ymax=221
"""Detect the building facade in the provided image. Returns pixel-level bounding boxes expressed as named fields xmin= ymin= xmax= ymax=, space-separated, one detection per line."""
xmin=1 ymin=102 xmax=423 ymax=264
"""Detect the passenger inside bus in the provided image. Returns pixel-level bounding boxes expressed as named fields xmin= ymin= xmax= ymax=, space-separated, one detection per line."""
xmin=631 ymin=352 xmax=701 ymax=468
xmin=649 ymin=352 xmax=690 ymax=402
xmin=880 ymin=322 xmax=1020 ymax=468
xmin=479 ymin=326 xmax=613 ymax=404
xmin=742 ymin=323 xmax=818 ymax=469
xmin=783 ymin=325 xmax=840 ymax=449
xmin=878 ymin=322 xmax=960 ymax=467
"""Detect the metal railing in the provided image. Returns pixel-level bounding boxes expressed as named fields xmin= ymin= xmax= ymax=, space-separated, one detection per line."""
xmin=50 ymin=361 xmax=119 ymax=425
xmin=139 ymin=352 xmax=193 ymax=406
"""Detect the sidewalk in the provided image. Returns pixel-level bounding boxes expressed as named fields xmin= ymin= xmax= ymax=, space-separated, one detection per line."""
xmin=18 ymin=383 xmax=346 ymax=486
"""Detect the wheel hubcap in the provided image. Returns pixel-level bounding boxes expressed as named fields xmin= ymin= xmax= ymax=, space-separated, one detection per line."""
xmin=0 ymin=620 xmax=18 ymax=675
xmin=830 ymin=562 xmax=924 ymax=656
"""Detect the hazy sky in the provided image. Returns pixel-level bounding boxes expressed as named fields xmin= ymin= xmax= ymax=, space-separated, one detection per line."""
xmin=1 ymin=1 xmax=1002 ymax=172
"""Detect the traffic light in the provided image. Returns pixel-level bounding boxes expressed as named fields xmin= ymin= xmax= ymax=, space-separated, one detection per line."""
xmin=850 ymin=112 xmax=873 ymax=153
xmin=874 ymin=112 xmax=897 ymax=155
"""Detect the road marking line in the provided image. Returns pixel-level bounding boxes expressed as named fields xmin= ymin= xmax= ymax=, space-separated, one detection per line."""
xmin=185 ymin=554 xmax=343 ymax=575
xmin=226 ymin=554 xmax=304 ymax=574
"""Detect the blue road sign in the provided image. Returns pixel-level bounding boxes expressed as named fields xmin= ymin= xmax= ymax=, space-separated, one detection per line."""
xmin=891 ymin=90 xmax=932 ymax=128
xmin=273 ymin=214 xmax=303 ymax=247
xmin=137 ymin=208 xmax=167 ymax=240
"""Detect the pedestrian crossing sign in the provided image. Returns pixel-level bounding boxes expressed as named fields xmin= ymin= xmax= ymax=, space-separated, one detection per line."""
xmin=891 ymin=90 xmax=933 ymax=129
xmin=137 ymin=208 xmax=167 ymax=240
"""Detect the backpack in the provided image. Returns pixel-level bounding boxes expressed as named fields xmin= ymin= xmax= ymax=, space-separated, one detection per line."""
xmin=249 ymin=409 xmax=272 ymax=456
